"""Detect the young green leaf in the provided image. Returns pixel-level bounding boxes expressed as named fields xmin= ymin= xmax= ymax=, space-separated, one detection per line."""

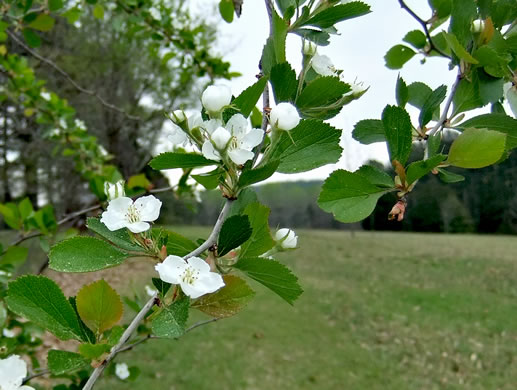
xmin=219 ymin=0 xmax=234 ymax=23
xmin=352 ymin=119 xmax=386 ymax=144
xmin=301 ymin=2 xmax=371 ymax=29
xmin=384 ymin=45 xmax=416 ymax=69
xmin=238 ymin=160 xmax=280 ymax=188
xmin=233 ymin=76 xmax=268 ymax=117
xmin=28 ymin=14 xmax=55 ymax=32
xmin=407 ymin=82 xmax=433 ymax=109
xmin=76 ymin=280 xmax=123 ymax=336
xmin=48 ymin=350 xmax=89 ymax=375
xmin=192 ymin=168 xmax=224 ymax=190
xmin=403 ymin=30 xmax=427 ymax=49
xmin=152 ymin=297 xmax=189 ymax=339
xmin=452 ymin=76 xmax=483 ymax=117
xmin=447 ymin=128 xmax=506 ymax=168
xmin=455 ymin=114 xmax=517 ymax=150
xmin=396 ymin=75 xmax=409 ymax=108
xmin=149 ymin=152 xmax=216 ymax=170
xmin=0 ymin=246 xmax=28 ymax=267
xmin=382 ymin=105 xmax=413 ymax=165
xmin=272 ymin=10 xmax=288 ymax=64
xmin=406 ymin=155 xmax=446 ymax=185
xmin=233 ymin=257 xmax=302 ymax=304
xmin=270 ymin=62 xmax=297 ymax=103
xmin=78 ymin=343 xmax=111 ymax=359
xmin=192 ymin=275 xmax=255 ymax=318
xmin=218 ymin=215 xmax=252 ymax=257
xmin=356 ymin=165 xmax=394 ymax=188
xmin=152 ymin=278 xmax=171 ymax=297
xmin=239 ymin=202 xmax=275 ymax=258
xmin=49 ymin=236 xmax=130 ymax=272
xmin=443 ymin=33 xmax=478 ymax=64
xmin=318 ymin=169 xmax=390 ymax=223
xmin=6 ymin=275 xmax=84 ymax=341
xmin=87 ymin=217 xmax=144 ymax=252
xmin=419 ymin=85 xmax=447 ymax=127
xmin=436 ymin=168 xmax=465 ymax=183
xmin=296 ymin=76 xmax=350 ymax=118
xmin=164 ymin=231 xmax=198 ymax=257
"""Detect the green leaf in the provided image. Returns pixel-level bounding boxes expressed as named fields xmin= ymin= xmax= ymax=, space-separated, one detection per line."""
xmin=28 ymin=14 xmax=55 ymax=32
xmin=93 ymin=4 xmax=104 ymax=20
xmin=78 ymin=343 xmax=111 ymax=359
xmin=292 ymin=28 xmax=330 ymax=46
xmin=127 ymin=174 xmax=151 ymax=190
xmin=301 ymin=2 xmax=371 ymax=29
xmin=455 ymin=114 xmax=517 ymax=150
xmin=6 ymin=275 xmax=84 ymax=341
xmin=447 ymin=128 xmax=506 ymax=168
xmin=272 ymin=10 xmax=288 ymax=64
xmin=18 ymin=198 xmax=33 ymax=220
xmin=149 ymin=152 xmax=216 ymax=170
xmin=452 ymin=77 xmax=483 ymax=116
xmin=233 ymin=77 xmax=268 ymax=117
xmin=382 ymin=105 xmax=413 ymax=165
xmin=239 ymin=202 xmax=275 ymax=258
xmin=0 ymin=246 xmax=28 ymax=267
xmin=152 ymin=278 xmax=171 ymax=297
xmin=76 ymin=280 xmax=123 ymax=336
xmin=192 ymin=168 xmax=224 ymax=190
xmin=260 ymin=37 xmax=276 ymax=76
xmin=396 ymin=75 xmax=409 ymax=107
xmin=407 ymin=82 xmax=433 ymax=109
xmin=419 ymin=85 xmax=447 ymax=127
xmin=48 ymin=350 xmax=89 ymax=375
xmin=229 ymin=188 xmax=258 ymax=217
xmin=48 ymin=0 xmax=64 ymax=11
xmin=449 ymin=0 xmax=476 ymax=46
xmin=268 ymin=119 xmax=342 ymax=173
xmin=406 ymin=155 xmax=446 ymax=185
xmin=69 ymin=297 xmax=96 ymax=344
xmin=192 ymin=275 xmax=255 ymax=318
xmin=238 ymin=160 xmax=279 ymax=188
xmin=356 ymin=165 xmax=394 ymax=188
xmin=437 ymin=168 xmax=465 ymax=183
xmin=318 ymin=169 xmax=389 ymax=223
xmin=234 ymin=257 xmax=302 ymax=304
xmin=296 ymin=77 xmax=350 ymax=119
xmin=217 ymin=215 xmax=252 ymax=257
xmin=152 ymin=297 xmax=189 ymax=339
xmin=403 ymin=30 xmax=427 ymax=49
xmin=87 ymin=217 xmax=144 ymax=252
xmin=22 ymin=29 xmax=41 ymax=48
xmin=270 ymin=62 xmax=297 ymax=103
xmin=49 ymin=236 xmax=130 ymax=272
xmin=443 ymin=33 xmax=478 ymax=64
xmin=428 ymin=0 xmax=452 ymax=19
xmin=0 ymin=203 xmax=22 ymax=230
xmin=352 ymin=119 xmax=386 ymax=144
xmin=384 ymin=45 xmax=416 ymax=69
xmin=62 ymin=7 xmax=81 ymax=24
xmin=219 ymin=0 xmax=234 ymax=23
xmin=164 ymin=231 xmax=197 ymax=257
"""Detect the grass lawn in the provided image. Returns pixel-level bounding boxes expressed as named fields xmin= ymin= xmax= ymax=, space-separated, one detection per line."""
xmin=89 ymin=229 xmax=517 ymax=390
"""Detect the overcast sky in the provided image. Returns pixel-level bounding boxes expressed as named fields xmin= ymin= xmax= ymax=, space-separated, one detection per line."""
xmin=181 ymin=0 xmax=458 ymax=182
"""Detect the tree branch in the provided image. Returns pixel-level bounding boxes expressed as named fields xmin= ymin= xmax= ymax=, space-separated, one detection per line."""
xmin=398 ymin=0 xmax=451 ymax=59
xmin=6 ymin=30 xmax=140 ymax=121
xmin=82 ymin=198 xmax=233 ymax=390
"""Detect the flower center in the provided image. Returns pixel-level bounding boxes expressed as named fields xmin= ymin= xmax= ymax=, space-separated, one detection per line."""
xmin=125 ymin=204 xmax=141 ymax=224
xmin=181 ymin=266 xmax=199 ymax=285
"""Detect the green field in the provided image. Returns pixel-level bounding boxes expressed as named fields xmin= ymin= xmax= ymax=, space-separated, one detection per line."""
xmin=87 ymin=229 xmax=517 ymax=390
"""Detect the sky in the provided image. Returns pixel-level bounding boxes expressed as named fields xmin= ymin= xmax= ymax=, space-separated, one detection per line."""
xmin=163 ymin=0 xmax=459 ymax=183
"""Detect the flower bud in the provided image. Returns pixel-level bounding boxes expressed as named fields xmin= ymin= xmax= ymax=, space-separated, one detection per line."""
xmin=269 ymin=102 xmax=301 ymax=131
xmin=505 ymin=83 xmax=517 ymax=119
xmin=104 ymin=180 xmax=125 ymax=200
xmin=471 ymin=19 xmax=485 ymax=33
xmin=311 ymin=54 xmax=337 ymax=76
xmin=201 ymin=85 xmax=232 ymax=113
xmin=275 ymin=228 xmax=298 ymax=249
xmin=170 ymin=110 xmax=186 ymax=124
xmin=211 ymin=126 xmax=232 ymax=149
xmin=388 ymin=200 xmax=406 ymax=222
xmin=303 ymin=41 xmax=317 ymax=56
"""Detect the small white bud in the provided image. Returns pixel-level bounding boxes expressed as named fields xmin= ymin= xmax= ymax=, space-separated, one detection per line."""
xmin=506 ymin=83 xmax=517 ymax=119
xmin=275 ymin=228 xmax=298 ymax=249
xmin=471 ymin=19 xmax=485 ymax=33
xmin=311 ymin=54 xmax=337 ymax=76
xmin=303 ymin=41 xmax=317 ymax=56
xmin=211 ymin=126 xmax=232 ymax=150
xmin=170 ymin=110 xmax=186 ymax=124
xmin=104 ymin=180 xmax=125 ymax=200
xmin=269 ymin=103 xmax=301 ymax=131
xmin=201 ymin=85 xmax=232 ymax=113
xmin=40 ymin=91 xmax=51 ymax=101
xmin=115 ymin=363 xmax=130 ymax=380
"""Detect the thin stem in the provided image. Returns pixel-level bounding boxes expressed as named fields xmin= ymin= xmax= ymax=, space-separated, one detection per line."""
xmin=398 ymin=0 xmax=451 ymax=59
xmin=82 ymin=199 xmax=233 ymax=390
xmin=22 ymin=369 xmax=51 ymax=385
xmin=6 ymin=30 xmax=140 ymax=121
xmin=424 ymin=71 xmax=462 ymax=158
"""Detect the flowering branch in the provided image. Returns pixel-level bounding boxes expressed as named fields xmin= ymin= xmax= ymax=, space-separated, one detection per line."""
xmin=82 ymin=198 xmax=233 ymax=390
xmin=6 ymin=30 xmax=141 ymax=121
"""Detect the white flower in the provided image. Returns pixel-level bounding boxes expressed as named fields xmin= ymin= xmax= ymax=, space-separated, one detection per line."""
xmin=104 ymin=180 xmax=125 ymax=201
xmin=100 ymin=195 xmax=162 ymax=233
xmin=303 ymin=41 xmax=317 ymax=56
xmin=168 ymin=124 xmax=188 ymax=145
xmin=170 ymin=110 xmax=186 ymax=124
xmin=275 ymin=228 xmax=298 ymax=249
xmin=505 ymin=83 xmax=517 ymax=118
xmin=3 ymin=328 xmax=16 ymax=338
xmin=201 ymin=85 xmax=232 ymax=113
xmin=149 ymin=7 xmax=161 ymax=20
xmin=311 ymin=54 xmax=337 ymax=76
xmin=115 ymin=363 xmax=130 ymax=380
xmin=269 ymin=103 xmax=300 ymax=131
xmin=59 ymin=119 xmax=67 ymax=129
xmin=344 ymin=79 xmax=368 ymax=97
xmin=145 ymin=285 xmax=157 ymax=297
xmin=155 ymin=255 xmax=225 ymax=299
xmin=74 ymin=119 xmax=86 ymax=130
xmin=201 ymin=114 xmax=263 ymax=165
xmin=0 ymin=355 xmax=35 ymax=390
xmin=40 ymin=91 xmax=51 ymax=101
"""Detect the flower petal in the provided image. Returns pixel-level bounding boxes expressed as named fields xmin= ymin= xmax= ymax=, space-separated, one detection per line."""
xmin=228 ymin=148 xmax=254 ymax=165
xmin=196 ymin=272 xmax=225 ymax=296
xmin=100 ymin=210 xmax=128 ymax=232
xmin=105 ymin=197 xmax=133 ymax=214
xmin=126 ymin=221 xmax=150 ymax=233
xmin=0 ymin=355 xmax=27 ymax=388
xmin=211 ymin=127 xmax=232 ymax=150
xmin=202 ymin=141 xmax=221 ymax=161
xmin=240 ymin=128 xmax=264 ymax=149
xmin=186 ymin=257 xmax=211 ymax=273
xmin=226 ymin=114 xmax=248 ymax=139
xmin=134 ymin=195 xmax=162 ymax=222
xmin=155 ymin=255 xmax=188 ymax=284
xmin=200 ymin=119 xmax=223 ymax=135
